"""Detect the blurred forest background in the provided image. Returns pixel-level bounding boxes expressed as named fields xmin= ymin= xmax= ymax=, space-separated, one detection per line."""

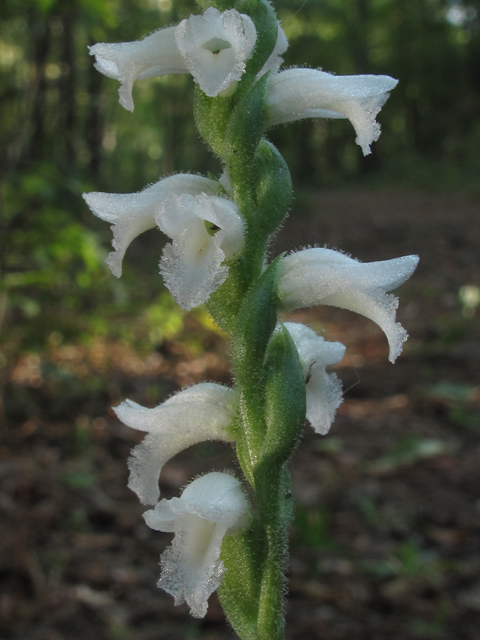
xmin=1 ymin=1 xmax=480 ymax=639
xmin=1 ymin=0 xmax=479 ymax=355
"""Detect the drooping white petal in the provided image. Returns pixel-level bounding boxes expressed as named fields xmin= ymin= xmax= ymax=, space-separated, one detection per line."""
xmin=278 ymin=248 xmax=419 ymax=363
xmin=284 ymin=323 xmax=345 ymax=434
xmin=114 ymin=383 xmax=237 ymax=505
xmin=89 ymin=27 xmax=186 ymax=111
xmin=266 ymin=68 xmax=398 ymax=155
xmin=257 ymin=23 xmax=288 ymax=78
xmin=83 ymin=174 xmax=219 ymax=277
xmin=175 ymin=7 xmax=256 ymax=96
xmin=156 ymin=193 xmax=244 ymax=310
xmin=144 ymin=472 xmax=250 ymax=618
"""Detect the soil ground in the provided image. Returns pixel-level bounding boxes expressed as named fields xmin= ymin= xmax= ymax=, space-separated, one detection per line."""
xmin=1 ymin=189 xmax=480 ymax=640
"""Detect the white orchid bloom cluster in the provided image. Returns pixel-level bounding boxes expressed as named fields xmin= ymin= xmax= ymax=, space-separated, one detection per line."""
xmin=114 ymin=382 xmax=249 ymax=617
xmin=86 ymin=2 xmax=419 ymax=636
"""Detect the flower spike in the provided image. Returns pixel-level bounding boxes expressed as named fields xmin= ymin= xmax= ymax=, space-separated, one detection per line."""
xmin=114 ymin=383 xmax=238 ymax=505
xmin=285 ymin=323 xmax=345 ymax=434
xmin=266 ymin=69 xmax=398 ymax=155
xmin=278 ymin=248 xmax=419 ymax=362
xmin=144 ymin=472 xmax=250 ymax=618
xmin=83 ymin=174 xmax=220 ymax=278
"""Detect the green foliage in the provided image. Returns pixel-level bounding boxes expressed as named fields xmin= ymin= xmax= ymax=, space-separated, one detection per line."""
xmin=225 ymin=75 xmax=269 ymax=206
xmin=219 ymin=529 xmax=264 ymax=640
xmin=262 ymin=326 xmax=306 ymax=469
xmin=367 ymin=436 xmax=456 ymax=474
xmin=253 ymin=140 xmax=292 ymax=236
xmin=293 ymin=504 xmax=341 ymax=551
xmin=1 ymin=0 xmax=478 ymax=354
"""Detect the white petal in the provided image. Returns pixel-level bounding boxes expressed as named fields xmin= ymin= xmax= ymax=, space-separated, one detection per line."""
xmin=83 ymin=175 xmax=219 ymax=277
xmin=284 ymin=323 xmax=345 ymax=434
xmin=114 ymin=383 xmax=237 ymax=505
xmin=89 ymin=27 xmax=186 ymax=111
xmin=266 ymin=69 xmax=398 ymax=155
xmin=279 ymin=249 xmax=419 ymax=363
xmin=143 ymin=472 xmax=250 ymax=618
xmin=156 ymin=194 xmax=244 ymax=309
xmin=257 ymin=23 xmax=288 ymax=78
xmin=160 ymin=221 xmax=228 ymax=310
xmin=145 ymin=472 xmax=250 ymax=531
xmin=175 ymin=7 xmax=256 ymax=96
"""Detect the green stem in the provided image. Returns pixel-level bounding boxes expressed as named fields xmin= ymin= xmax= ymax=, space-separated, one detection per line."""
xmin=255 ymin=465 xmax=292 ymax=640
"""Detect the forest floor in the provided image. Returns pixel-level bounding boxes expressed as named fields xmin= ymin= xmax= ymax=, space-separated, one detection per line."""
xmin=1 ymin=189 xmax=480 ymax=640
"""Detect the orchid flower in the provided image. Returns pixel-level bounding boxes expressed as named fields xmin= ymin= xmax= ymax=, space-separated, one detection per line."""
xmin=144 ymin=472 xmax=250 ymax=618
xmin=89 ymin=7 xmax=256 ymax=110
xmin=156 ymin=193 xmax=244 ymax=310
xmin=114 ymin=383 xmax=238 ymax=505
xmin=278 ymin=248 xmax=419 ymax=362
xmin=83 ymin=174 xmax=219 ymax=278
xmin=175 ymin=7 xmax=257 ymax=97
xmin=284 ymin=322 xmax=345 ymax=435
xmin=265 ymin=69 xmax=398 ymax=155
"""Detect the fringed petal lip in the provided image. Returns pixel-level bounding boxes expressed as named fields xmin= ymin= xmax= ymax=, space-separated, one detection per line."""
xmin=144 ymin=472 xmax=250 ymax=618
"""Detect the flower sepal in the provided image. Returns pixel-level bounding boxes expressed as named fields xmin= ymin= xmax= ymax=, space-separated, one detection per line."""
xmin=277 ymin=248 xmax=419 ymax=363
xmin=114 ymin=383 xmax=238 ymax=505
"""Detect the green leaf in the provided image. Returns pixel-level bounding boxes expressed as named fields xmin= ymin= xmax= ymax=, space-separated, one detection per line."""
xmin=262 ymin=325 xmax=306 ymax=469
xmin=193 ymin=87 xmax=235 ymax=157
xmin=233 ymin=256 xmax=281 ymax=386
xmin=236 ymin=0 xmax=278 ymax=81
xmin=225 ymin=74 xmax=269 ymax=203
xmin=254 ymin=139 xmax=292 ymax=237
xmin=218 ymin=527 xmax=265 ymax=640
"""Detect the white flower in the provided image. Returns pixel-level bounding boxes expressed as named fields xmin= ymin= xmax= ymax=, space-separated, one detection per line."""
xmin=144 ymin=472 xmax=250 ymax=618
xmin=278 ymin=248 xmax=419 ymax=363
xmin=175 ymin=7 xmax=256 ymax=97
xmin=284 ymin=323 xmax=345 ymax=435
xmin=89 ymin=27 xmax=186 ymax=112
xmin=157 ymin=193 xmax=244 ymax=310
xmin=265 ymin=68 xmax=398 ymax=155
xmin=114 ymin=383 xmax=237 ymax=505
xmin=257 ymin=23 xmax=288 ymax=78
xmin=89 ymin=8 xmax=256 ymax=110
xmin=83 ymin=174 xmax=219 ymax=277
